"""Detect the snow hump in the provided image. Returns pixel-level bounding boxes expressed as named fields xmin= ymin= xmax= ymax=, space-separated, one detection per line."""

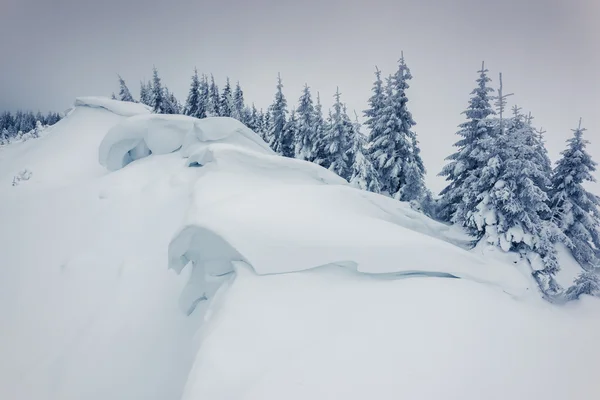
xmin=99 ymin=115 xmax=272 ymax=171
xmin=74 ymin=97 xmax=152 ymax=117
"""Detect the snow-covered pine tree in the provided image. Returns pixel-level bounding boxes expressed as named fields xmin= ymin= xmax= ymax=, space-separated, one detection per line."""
xmin=276 ymin=108 xmax=298 ymax=158
xmin=219 ymin=78 xmax=234 ymax=117
xmin=162 ymin=88 xmax=181 ymax=114
xmin=150 ymin=67 xmax=164 ymax=113
xmin=370 ymin=75 xmax=406 ymax=195
xmin=398 ymin=134 xmax=427 ymax=202
xmin=246 ymin=103 xmax=260 ymax=132
xmin=232 ymin=81 xmax=247 ymax=123
xmin=183 ymin=68 xmax=202 ymax=118
xmin=363 ymin=66 xmax=385 ymax=143
xmin=262 ymin=108 xmax=272 ymax=144
xmin=197 ymin=74 xmax=210 ymax=119
xmin=550 ymin=119 xmax=600 ymax=268
xmin=565 ymin=271 xmax=600 ymax=300
xmin=140 ymin=81 xmax=152 ymax=106
xmin=295 ymin=84 xmax=318 ymax=161
xmin=439 ymin=62 xmax=496 ymax=221
xmin=312 ymin=92 xmax=328 ymax=166
xmin=111 ymin=92 xmax=117 ymax=100
xmin=349 ymin=111 xmax=381 ymax=192
xmin=118 ymin=75 xmax=135 ymax=102
xmin=207 ymin=75 xmax=220 ymax=117
xmin=268 ymin=73 xmax=289 ymax=154
xmin=465 ymin=100 xmax=563 ymax=294
xmin=322 ymin=88 xmax=351 ymax=179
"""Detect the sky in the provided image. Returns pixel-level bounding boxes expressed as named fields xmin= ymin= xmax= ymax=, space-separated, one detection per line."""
xmin=1 ymin=0 xmax=598 ymax=193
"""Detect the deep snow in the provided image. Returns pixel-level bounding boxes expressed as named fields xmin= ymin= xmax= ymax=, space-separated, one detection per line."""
xmin=0 ymin=98 xmax=599 ymax=400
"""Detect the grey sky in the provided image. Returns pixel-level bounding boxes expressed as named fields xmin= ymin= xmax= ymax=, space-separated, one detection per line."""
xmin=1 ymin=0 xmax=598 ymax=193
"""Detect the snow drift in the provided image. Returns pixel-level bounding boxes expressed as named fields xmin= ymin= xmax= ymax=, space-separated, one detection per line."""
xmin=1 ymin=99 xmax=599 ymax=400
xmin=99 ymin=115 xmax=272 ymax=171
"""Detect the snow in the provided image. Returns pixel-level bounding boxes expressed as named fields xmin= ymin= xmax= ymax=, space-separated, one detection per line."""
xmin=74 ymin=96 xmax=152 ymax=117
xmin=1 ymin=98 xmax=599 ymax=400
xmin=182 ymin=263 xmax=600 ymax=400
xmin=99 ymin=115 xmax=272 ymax=171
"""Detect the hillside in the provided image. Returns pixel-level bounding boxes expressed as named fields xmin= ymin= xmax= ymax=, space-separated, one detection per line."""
xmin=0 ymin=98 xmax=598 ymax=400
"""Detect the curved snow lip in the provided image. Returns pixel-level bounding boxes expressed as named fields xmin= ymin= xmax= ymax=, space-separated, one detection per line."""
xmin=186 ymin=143 xmax=347 ymax=186
xmin=99 ymin=115 xmax=272 ymax=171
xmin=74 ymin=97 xmax=152 ymax=117
xmin=169 ymin=223 xmax=528 ymax=315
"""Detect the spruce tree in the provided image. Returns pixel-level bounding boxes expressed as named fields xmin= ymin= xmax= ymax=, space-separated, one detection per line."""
xmin=118 ymin=75 xmax=135 ymax=102
xmin=550 ymin=119 xmax=600 ymax=268
xmin=295 ymin=84 xmax=317 ymax=161
xmin=207 ymin=75 xmax=220 ymax=117
xmin=322 ymin=88 xmax=351 ymax=179
xmin=150 ymin=67 xmax=164 ymax=113
xmin=363 ymin=66 xmax=385 ymax=144
xmin=312 ymin=92 xmax=328 ymax=166
xmin=232 ymin=81 xmax=246 ymax=122
xmin=219 ymin=78 xmax=234 ymax=117
xmin=183 ymin=68 xmax=202 ymax=118
xmin=140 ymin=81 xmax=152 ymax=106
xmin=349 ymin=112 xmax=381 ymax=192
xmin=246 ymin=104 xmax=260 ymax=132
xmin=464 ymin=106 xmax=564 ymax=294
xmin=439 ymin=62 xmax=496 ymax=221
xmin=275 ymin=108 xmax=298 ymax=158
xmin=398 ymin=135 xmax=427 ymax=201
xmin=268 ymin=73 xmax=288 ymax=154
xmin=197 ymin=74 xmax=210 ymax=119
xmin=261 ymin=108 xmax=272 ymax=144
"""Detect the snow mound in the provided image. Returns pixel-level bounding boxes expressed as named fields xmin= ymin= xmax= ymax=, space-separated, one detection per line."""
xmin=186 ymin=143 xmax=345 ymax=186
xmin=74 ymin=96 xmax=151 ymax=117
xmin=99 ymin=115 xmax=271 ymax=171
xmin=169 ymin=152 xmax=529 ymax=313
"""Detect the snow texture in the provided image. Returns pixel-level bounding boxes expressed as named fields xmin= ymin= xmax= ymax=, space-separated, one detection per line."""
xmin=99 ymin=115 xmax=271 ymax=171
xmin=1 ymin=97 xmax=599 ymax=400
xmin=74 ymin=96 xmax=151 ymax=117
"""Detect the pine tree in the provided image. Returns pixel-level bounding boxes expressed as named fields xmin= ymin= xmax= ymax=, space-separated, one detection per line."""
xmin=276 ymin=108 xmax=298 ymax=158
xmin=268 ymin=73 xmax=289 ymax=154
xmin=322 ymin=88 xmax=351 ymax=179
xmin=349 ymin=112 xmax=381 ymax=192
xmin=363 ymin=66 xmax=385 ymax=141
xmin=312 ymin=92 xmax=328 ymax=166
xmin=464 ymin=105 xmax=564 ymax=294
xmin=246 ymin=104 xmax=260 ymax=132
xmin=232 ymin=81 xmax=246 ymax=123
xmin=118 ymin=75 xmax=135 ymax=102
xmin=261 ymin=108 xmax=272 ymax=144
xmin=550 ymin=119 xmax=600 ymax=268
xmin=207 ymin=75 xmax=220 ymax=117
xmin=184 ymin=68 xmax=202 ymax=118
xmin=111 ymin=92 xmax=117 ymax=100
xmin=439 ymin=62 xmax=496 ymax=221
xmin=162 ymin=88 xmax=181 ymax=114
xmin=150 ymin=67 xmax=165 ymax=113
xmin=295 ymin=84 xmax=318 ymax=161
xmin=398 ymin=135 xmax=427 ymax=202
xmin=219 ymin=78 xmax=234 ymax=117
xmin=140 ymin=81 xmax=152 ymax=106
xmin=565 ymin=271 xmax=600 ymax=300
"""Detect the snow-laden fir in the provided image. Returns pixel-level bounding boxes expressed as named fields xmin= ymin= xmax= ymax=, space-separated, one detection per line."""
xmin=0 ymin=96 xmax=599 ymax=400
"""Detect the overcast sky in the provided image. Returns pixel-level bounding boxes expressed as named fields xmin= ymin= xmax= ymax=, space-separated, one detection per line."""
xmin=1 ymin=0 xmax=598 ymax=193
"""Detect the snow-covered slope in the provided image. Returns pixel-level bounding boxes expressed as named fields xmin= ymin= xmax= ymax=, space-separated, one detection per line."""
xmin=0 ymin=99 xmax=598 ymax=400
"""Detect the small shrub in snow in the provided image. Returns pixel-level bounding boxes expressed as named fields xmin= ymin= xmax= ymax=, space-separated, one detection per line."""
xmin=12 ymin=169 xmax=32 ymax=186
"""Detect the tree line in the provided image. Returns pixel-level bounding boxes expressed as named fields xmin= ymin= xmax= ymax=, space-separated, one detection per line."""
xmin=113 ymin=59 xmax=598 ymax=301
xmin=0 ymin=110 xmax=62 ymax=145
